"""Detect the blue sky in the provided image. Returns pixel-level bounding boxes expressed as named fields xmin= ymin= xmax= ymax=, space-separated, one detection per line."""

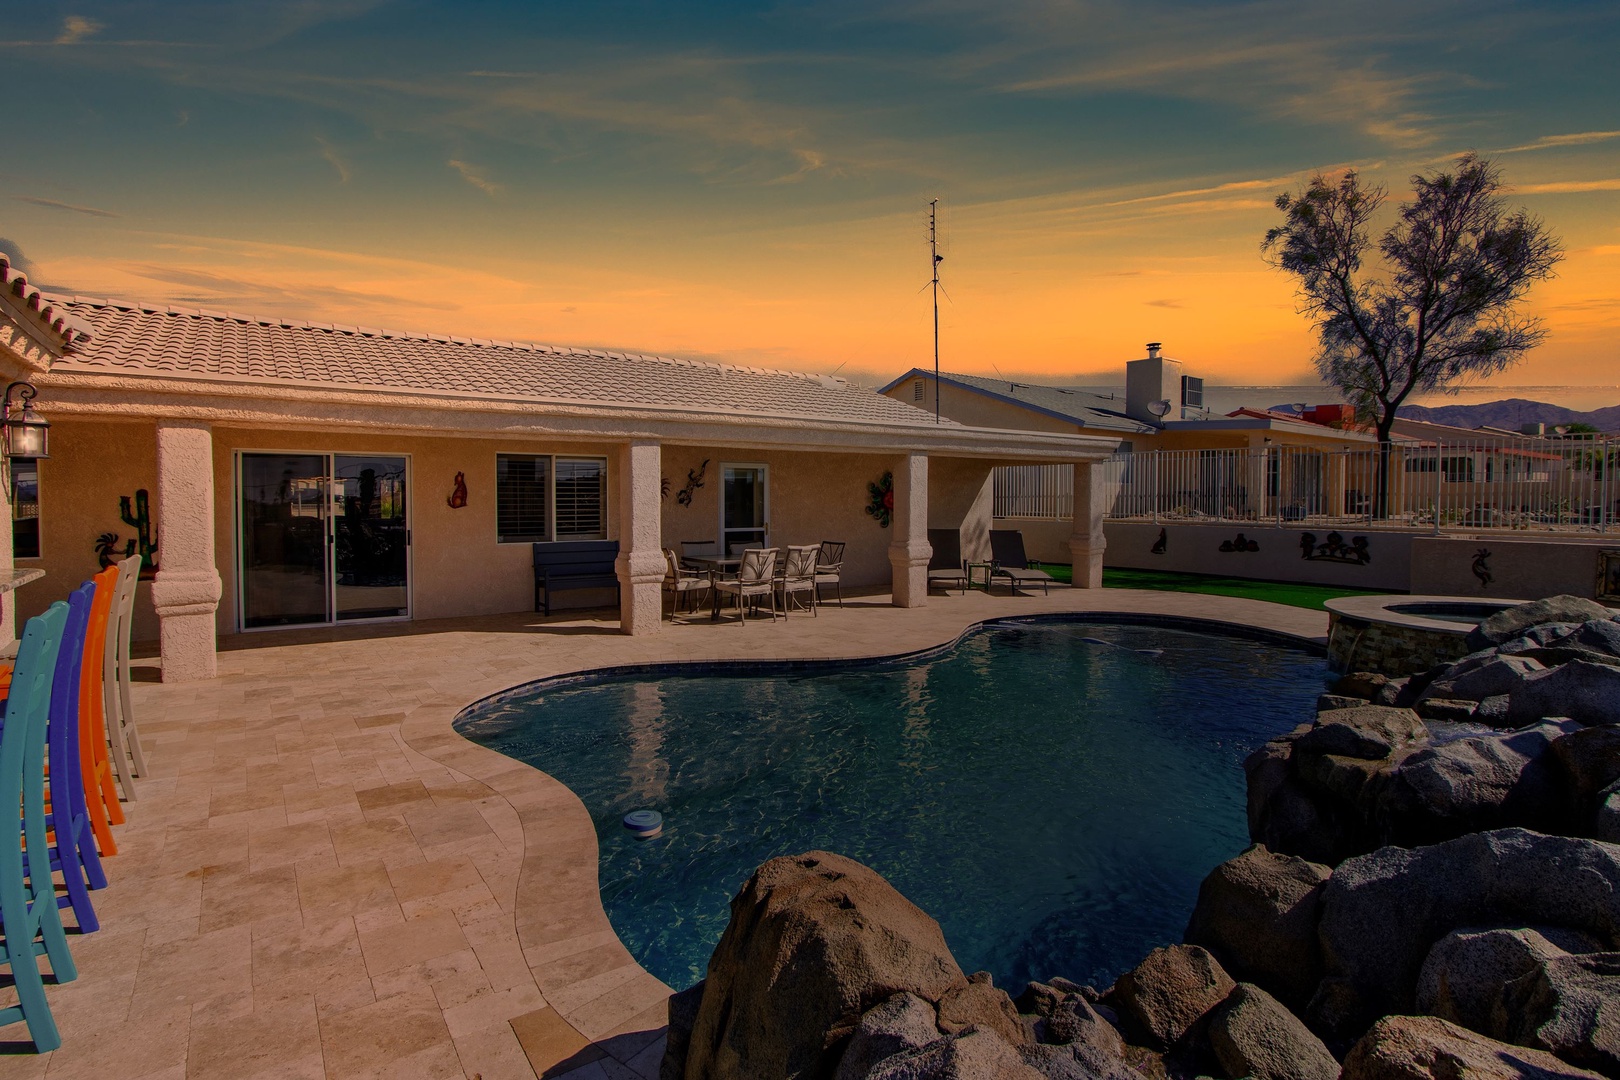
xmin=3 ymin=1 xmax=1618 ymax=399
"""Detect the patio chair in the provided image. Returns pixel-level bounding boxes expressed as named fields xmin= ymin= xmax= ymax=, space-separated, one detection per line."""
xmin=777 ymin=545 xmax=820 ymax=615
xmin=41 ymin=582 xmax=106 ymax=934
xmin=988 ymin=530 xmax=1052 ymax=596
xmin=663 ymin=549 xmax=712 ymax=621
xmin=79 ymin=565 xmax=124 ymax=856
xmin=103 ymin=554 xmax=145 ymax=800
xmin=926 ymin=529 xmax=969 ymax=594
xmin=679 ymin=540 xmax=718 ymax=570
xmin=713 ymin=547 xmax=779 ymax=622
xmin=0 ymin=601 xmax=77 ymax=1052
xmin=815 ymin=540 xmax=846 ymax=607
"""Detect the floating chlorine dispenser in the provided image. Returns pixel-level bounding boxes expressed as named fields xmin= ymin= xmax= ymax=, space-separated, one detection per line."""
xmin=623 ymin=810 xmax=663 ymax=840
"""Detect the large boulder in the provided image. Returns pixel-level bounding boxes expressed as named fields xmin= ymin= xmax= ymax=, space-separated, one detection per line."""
xmin=1414 ymin=927 xmax=1596 ymax=1039
xmin=1342 ymin=1015 xmax=1605 ymax=1080
xmin=1184 ymin=845 xmax=1330 ymax=1008
xmin=1467 ymin=597 xmax=1614 ymax=652
xmin=1295 ymin=706 xmax=1428 ymax=760
xmin=678 ymin=851 xmax=968 ymax=1080
xmin=1018 ymin=1042 xmax=1146 ymax=1080
xmin=1506 ymin=951 xmax=1620 ymax=1076
xmin=1109 ymin=945 xmax=1235 ymax=1050
xmin=865 ymin=1028 xmax=1044 ymax=1080
xmin=1599 ymin=783 xmax=1620 ymax=844
xmin=936 ymin=972 xmax=1030 ymax=1047
xmin=1378 ymin=720 xmax=1581 ymax=844
xmin=1311 ymin=829 xmax=1620 ymax=1043
xmin=1016 ymin=983 xmax=1125 ymax=1055
xmin=1507 ymin=662 xmax=1620 ymax=726
xmin=1554 ymin=727 xmax=1620 ymax=805
xmin=1548 ymin=620 xmax=1620 ymax=661
xmin=1206 ymin=983 xmax=1340 ymax=1080
xmin=1421 ymin=655 xmax=1545 ymax=703
xmin=834 ymin=993 xmax=944 ymax=1080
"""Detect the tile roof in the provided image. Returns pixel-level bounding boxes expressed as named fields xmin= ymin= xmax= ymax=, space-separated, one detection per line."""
xmin=48 ymin=296 xmax=952 ymax=427
xmin=0 ymin=254 xmax=95 ymax=350
xmin=885 ymin=369 xmax=1152 ymax=433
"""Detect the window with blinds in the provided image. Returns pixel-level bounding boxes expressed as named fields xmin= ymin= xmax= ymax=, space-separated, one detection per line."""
xmin=555 ymin=458 xmax=606 ymax=539
xmin=496 ymin=455 xmax=550 ymax=543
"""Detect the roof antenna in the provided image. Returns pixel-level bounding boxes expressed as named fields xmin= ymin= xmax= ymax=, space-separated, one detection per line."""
xmin=928 ymin=199 xmax=943 ymax=424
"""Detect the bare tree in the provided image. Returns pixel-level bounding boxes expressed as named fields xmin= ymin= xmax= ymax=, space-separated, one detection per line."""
xmin=1264 ymin=153 xmax=1562 ymax=516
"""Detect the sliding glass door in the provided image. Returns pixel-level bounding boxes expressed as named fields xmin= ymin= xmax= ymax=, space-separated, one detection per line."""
xmin=238 ymin=452 xmax=411 ymax=630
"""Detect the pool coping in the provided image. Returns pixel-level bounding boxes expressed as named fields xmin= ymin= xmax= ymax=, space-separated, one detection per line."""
xmin=1324 ymin=593 xmax=1527 ymax=634
xmin=395 ymin=591 xmax=1332 ymax=1075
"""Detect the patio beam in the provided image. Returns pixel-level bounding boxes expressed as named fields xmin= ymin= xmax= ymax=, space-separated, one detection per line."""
xmin=152 ymin=420 xmax=223 ymax=680
xmin=615 ymin=440 xmax=664 ymax=636
xmin=1069 ymin=460 xmax=1108 ymax=588
xmin=889 ymin=452 xmax=930 ymax=608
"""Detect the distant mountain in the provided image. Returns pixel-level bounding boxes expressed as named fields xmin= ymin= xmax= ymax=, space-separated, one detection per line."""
xmin=1396 ymin=397 xmax=1620 ymax=432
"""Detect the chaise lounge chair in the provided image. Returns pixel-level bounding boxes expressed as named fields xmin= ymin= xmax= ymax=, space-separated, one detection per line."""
xmin=988 ymin=530 xmax=1052 ymax=596
xmin=927 ymin=529 xmax=969 ymax=594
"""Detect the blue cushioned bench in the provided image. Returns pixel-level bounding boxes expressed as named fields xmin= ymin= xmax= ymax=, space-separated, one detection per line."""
xmin=533 ymin=540 xmax=621 ymax=615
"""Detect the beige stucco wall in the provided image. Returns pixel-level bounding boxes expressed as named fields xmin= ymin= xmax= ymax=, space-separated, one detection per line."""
xmin=13 ymin=417 xmax=161 ymax=639
xmin=655 ymin=447 xmax=917 ymax=589
xmin=1104 ymin=521 xmax=1412 ymax=590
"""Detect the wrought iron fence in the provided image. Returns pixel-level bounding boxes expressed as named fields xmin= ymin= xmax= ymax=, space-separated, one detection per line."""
xmin=993 ymin=434 xmax=1620 ymax=533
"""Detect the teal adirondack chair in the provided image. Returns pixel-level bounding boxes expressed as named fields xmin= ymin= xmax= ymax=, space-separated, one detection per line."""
xmin=0 ymin=602 xmax=78 ymax=1051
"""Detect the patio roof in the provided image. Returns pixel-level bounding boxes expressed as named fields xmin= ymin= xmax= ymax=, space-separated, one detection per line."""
xmin=46 ymin=296 xmax=940 ymax=429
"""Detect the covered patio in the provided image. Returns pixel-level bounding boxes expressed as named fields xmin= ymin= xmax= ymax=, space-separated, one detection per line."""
xmin=1 ymin=280 xmax=1122 ymax=680
xmin=1 ymin=589 xmax=1327 ymax=1080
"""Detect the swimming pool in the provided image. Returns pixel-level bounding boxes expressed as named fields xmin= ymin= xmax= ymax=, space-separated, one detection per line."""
xmin=457 ymin=619 xmax=1323 ymax=991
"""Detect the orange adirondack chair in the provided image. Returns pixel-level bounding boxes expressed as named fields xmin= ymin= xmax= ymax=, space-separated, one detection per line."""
xmin=80 ymin=566 xmax=123 ymax=854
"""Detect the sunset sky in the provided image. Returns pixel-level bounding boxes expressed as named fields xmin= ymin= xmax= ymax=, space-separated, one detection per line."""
xmin=3 ymin=1 xmax=1617 ymax=404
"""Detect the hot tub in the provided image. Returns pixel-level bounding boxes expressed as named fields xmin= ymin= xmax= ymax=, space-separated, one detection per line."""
xmin=1323 ymin=595 xmax=1525 ymax=676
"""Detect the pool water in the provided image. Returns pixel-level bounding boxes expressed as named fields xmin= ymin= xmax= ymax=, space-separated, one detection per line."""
xmin=458 ymin=621 xmax=1323 ymax=991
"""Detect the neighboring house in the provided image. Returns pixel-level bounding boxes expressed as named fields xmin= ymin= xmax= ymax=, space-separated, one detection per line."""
xmin=0 ymin=254 xmax=1119 ymax=681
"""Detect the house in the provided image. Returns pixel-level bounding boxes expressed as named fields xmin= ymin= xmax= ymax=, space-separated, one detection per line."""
xmin=0 ymin=254 xmax=1121 ymax=681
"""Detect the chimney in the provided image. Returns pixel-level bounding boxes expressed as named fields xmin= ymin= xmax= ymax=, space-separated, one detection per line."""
xmin=1125 ymin=343 xmax=1183 ymax=424
xmin=1145 ymin=342 xmax=1162 ymax=359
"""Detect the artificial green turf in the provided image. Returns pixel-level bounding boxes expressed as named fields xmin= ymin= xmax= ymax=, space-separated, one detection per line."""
xmin=1034 ymin=563 xmax=1388 ymax=611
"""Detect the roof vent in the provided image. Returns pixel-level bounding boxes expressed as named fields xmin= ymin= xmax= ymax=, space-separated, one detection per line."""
xmin=1145 ymin=342 xmax=1162 ymax=359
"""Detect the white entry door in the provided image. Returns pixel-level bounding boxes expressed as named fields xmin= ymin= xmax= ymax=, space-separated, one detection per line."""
xmin=719 ymin=463 xmax=769 ymax=554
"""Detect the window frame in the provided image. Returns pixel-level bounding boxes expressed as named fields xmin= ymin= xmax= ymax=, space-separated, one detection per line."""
xmin=495 ymin=453 xmax=610 ymax=544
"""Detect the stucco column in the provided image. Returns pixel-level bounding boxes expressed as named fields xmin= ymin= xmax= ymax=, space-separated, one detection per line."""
xmin=152 ymin=421 xmax=222 ymax=682
xmin=888 ymin=452 xmax=930 ymax=608
xmin=615 ymin=441 xmax=665 ymax=635
xmin=1068 ymin=461 xmax=1108 ymax=588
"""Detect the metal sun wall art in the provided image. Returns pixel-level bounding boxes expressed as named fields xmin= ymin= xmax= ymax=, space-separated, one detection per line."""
xmin=447 ymin=471 xmax=468 ymax=509
xmin=867 ymin=471 xmax=894 ymax=528
xmin=95 ymin=489 xmax=159 ymax=577
xmin=1300 ymin=531 xmax=1371 ymax=566
xmin=1218 ymin=533 xmax=1259 ymax=553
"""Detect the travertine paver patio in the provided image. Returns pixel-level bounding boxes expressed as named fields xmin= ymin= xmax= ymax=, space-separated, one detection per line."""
xmin=0 ymin=587 xmax=1326 ymax=1080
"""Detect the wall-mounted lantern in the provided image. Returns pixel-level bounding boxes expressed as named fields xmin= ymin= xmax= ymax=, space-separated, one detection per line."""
xmin=3 ymin=382 xmax=50 ymax=459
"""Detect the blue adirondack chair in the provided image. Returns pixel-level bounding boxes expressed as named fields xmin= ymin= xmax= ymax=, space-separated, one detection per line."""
xmin=39 ymin=583 xmax=106 ymax=932
xmin=0 ymin=602 xmax=78 ymax=1051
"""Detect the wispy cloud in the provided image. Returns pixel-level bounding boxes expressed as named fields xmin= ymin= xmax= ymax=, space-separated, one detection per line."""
xmin=1105 ymin=176 xmax=1292 ymax=208
xmin=1146 ymin=298 xmax=1183 ymax=309
xmin=315 ymin=136 xmax=351 ymax=183
xmin=1515 ymin=179 xmax=1620 ymax=194
xmin=12 ymin=195 xmax=120 ymax=218
xmin=1494 ymin=131 xmax=1620 ymax=154
xmin=447 ymin=159 xmax=501 ymax=196
xmin=55 ymin=15 xmax=103 ymax=45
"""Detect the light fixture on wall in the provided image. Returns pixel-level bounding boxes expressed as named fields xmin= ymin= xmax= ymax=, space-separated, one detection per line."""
xmin=2 ymin=382 xmax=49 ymax=459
